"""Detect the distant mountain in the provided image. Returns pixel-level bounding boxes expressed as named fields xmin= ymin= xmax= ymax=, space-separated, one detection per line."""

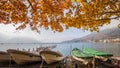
xmin=63 ymin=27 xmax=120 ymax=42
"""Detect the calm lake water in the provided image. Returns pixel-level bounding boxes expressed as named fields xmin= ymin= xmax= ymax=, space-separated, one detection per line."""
xmin=0 ymin=42 xmax=120 ymax=56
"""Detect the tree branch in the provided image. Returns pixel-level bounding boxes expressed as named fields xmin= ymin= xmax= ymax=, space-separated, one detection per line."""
xmin=102 ymin=16 xmax=120 ymax=20
xmin=103 ymin=11 xmax=120 ymax=14
xmin=83 ymin=16 xmax=120 ymax=22
xmin=27 ymin=0 xmax=34 ymax=10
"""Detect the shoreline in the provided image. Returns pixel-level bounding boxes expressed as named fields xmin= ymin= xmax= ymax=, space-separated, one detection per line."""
xmin=0 ymin=56 xmax=118 ymax=68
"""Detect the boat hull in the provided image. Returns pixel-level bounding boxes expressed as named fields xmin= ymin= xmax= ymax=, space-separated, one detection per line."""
xmin=72 ymin=55 xmax=90 ymax=65
xmin=0 ymin=52 xmax=12 ymax=63
xmin=7 ymin=49 xmax=41 ymax=65
xmin=72 ymin=48 xmax=93 ymax=65
xmin=40 ymin=50 xmax=63 ymax=64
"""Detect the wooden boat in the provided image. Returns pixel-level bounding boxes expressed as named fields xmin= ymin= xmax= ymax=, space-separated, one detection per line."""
xmin=111 ymin=56 xmax=120 ymax=61
xmin=110 ymin=56 xmax=120 ymax=67
xmin=83 ymin=48 xmax=113 ymax=57
xmin=39 ymin=50 xmax=63 ymax=64
xmin=0 ymin=51 xmax=12 ymax=63
xmin=83 ymin=48 xmax=113 ymax=61
xmin=72 ymin=48 xmax=93 ymax=65
xmin=7 ymin=49 xmax=42 ymax=65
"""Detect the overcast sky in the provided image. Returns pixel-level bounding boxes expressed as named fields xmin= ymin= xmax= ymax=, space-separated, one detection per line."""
xmin=0 ymin=19 xmax=119 ymax=43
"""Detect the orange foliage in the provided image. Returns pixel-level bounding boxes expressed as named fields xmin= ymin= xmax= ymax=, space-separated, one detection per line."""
xmin=0 ymin=0 xmax=120 ymax=32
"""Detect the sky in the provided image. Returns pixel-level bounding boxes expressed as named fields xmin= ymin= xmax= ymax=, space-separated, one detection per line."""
xmin=0 ymin=19 xmax=119 ymax=43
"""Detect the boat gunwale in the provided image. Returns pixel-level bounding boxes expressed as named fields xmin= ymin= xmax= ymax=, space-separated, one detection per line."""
xmin=7 ymin=49 xmax=41 ymax=57
xmin=40 ymin=50 xmax=63 ymax=57
xmin=0 ymin=51 xmax=9 ymax=55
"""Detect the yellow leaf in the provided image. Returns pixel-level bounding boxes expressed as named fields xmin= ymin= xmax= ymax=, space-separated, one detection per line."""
xmin=71 ymin=0 xmax=75 ymax=2
xmin=71 ymin=0 xmax=85 ymax=2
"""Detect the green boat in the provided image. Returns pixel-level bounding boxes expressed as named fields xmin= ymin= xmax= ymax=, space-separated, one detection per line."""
xmin=72 ymin=48 xmax=93 ymax=58
xmin=72 ymin=48 xmax=93 ymax=64
xmin=83 ymin=48 xmax=113 ymax=57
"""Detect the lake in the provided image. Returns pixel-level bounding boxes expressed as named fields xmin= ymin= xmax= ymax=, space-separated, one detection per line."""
xmin=0 ymin=42 xmax=120 ymax=56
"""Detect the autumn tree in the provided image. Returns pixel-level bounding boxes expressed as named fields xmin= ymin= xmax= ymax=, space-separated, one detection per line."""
xmin=0 ymin=0 xmax=120 ymax=32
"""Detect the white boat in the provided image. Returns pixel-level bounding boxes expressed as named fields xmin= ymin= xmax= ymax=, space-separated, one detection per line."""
xmin=72 ymin=55 xmax=89 ymax=65
xmin=0 ymin=51 xmax=12 ymax=63
xmin=7 ymin=49 xmax=42 ymax=65
xmin=39 ymin=50 xmax=63 ymax=64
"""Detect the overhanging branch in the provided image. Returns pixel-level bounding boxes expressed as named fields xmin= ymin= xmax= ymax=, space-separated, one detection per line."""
xmin=103 ymin=11 xmax=120 ymax=15
xmin=82 ymin=16 xmax=120 ymax=22
xmin=27 ymin=0 xmax=34 ymax=10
